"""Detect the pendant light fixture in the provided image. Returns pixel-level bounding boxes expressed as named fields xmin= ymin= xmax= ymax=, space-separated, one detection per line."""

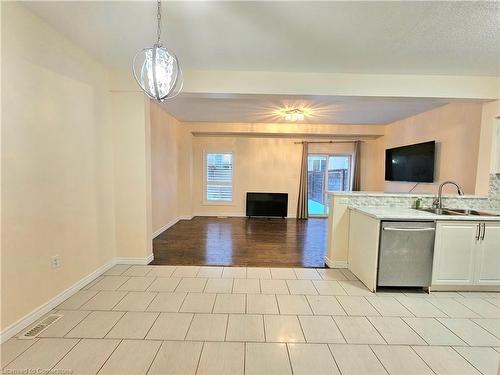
xmin=133 ymin=0 xmax=183 ymax=101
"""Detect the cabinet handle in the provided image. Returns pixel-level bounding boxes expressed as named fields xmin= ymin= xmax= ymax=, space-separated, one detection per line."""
xmin=481 ymin=223 xmax=486 ymax=241
xmin=476 ymin=224 xmax=481 ymax=240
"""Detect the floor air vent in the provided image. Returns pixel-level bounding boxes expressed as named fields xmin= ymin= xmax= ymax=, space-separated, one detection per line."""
xmin=19 ymin=314 xmax=63 ymax=339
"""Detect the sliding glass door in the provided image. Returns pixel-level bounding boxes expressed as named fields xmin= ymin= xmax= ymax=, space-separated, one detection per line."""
xmin=307 ymin=154 xmax=352 ymax=216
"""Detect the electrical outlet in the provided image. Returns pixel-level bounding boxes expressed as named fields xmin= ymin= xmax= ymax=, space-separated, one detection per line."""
xmin=51 ymin=255 xmax=61 ymax=269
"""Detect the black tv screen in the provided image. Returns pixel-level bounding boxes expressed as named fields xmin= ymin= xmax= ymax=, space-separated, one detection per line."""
xmin=246 ymin=192 xmax=288 ymax=218
xmin=385 ymin=141 xmax=435 ymax=183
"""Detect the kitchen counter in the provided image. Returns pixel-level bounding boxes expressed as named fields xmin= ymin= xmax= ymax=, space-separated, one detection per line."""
xmin=350 ymin=206 xmax=500 ymax=221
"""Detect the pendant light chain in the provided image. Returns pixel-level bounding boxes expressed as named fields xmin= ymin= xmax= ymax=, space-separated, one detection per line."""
xmin=156 ymin=0 xmax=162 ymax=45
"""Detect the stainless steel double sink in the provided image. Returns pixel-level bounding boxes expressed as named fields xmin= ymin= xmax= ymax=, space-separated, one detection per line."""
xmin=418 ymin=208 xmax=497 ymax=217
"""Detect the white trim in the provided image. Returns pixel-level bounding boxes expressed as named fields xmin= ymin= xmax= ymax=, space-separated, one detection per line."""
xmin=0 ymin=260 xmax=114 ymax=343
xmin=152 ymin=217 xmax=180 ymax=238
xmin=115 ymin=253 xmax=154 ymax=265
xmin=325 ymin=256 xmax=348 ymax=269
xmin=0 ymin=254 xmax=154 ymax=343
xmin=179 ymin=215 xmax=194 ymax=221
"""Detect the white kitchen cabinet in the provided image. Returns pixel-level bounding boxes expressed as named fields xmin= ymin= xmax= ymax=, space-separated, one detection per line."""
xmin=475 ymin=222 xmax=500 ymax=285
xmin=432 ymin=221 xmax=500 ymax=287
xmin=432 ymin=222 xmax=478 ymax=285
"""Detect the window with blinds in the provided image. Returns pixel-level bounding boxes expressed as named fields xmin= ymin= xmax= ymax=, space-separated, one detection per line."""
xmin=206 ymin=152 xmax=233 ymax=202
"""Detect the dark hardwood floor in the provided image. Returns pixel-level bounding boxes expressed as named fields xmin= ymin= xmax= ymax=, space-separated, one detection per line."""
xmin=152 ymin=216 xmax=328 ymax=268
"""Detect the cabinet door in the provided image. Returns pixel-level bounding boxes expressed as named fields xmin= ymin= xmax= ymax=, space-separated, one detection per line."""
xmin=432 ymin=222 xmax=479 ymax=285
xmin=475 ymin=222 xmax=500 ymax=285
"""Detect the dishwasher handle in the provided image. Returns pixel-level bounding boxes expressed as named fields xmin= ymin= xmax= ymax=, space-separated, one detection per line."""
xmin=383 ymin=227 xmax=435 ymax=232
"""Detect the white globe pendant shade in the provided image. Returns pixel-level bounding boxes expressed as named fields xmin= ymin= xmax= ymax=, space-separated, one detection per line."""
xmin=133 ymin=44 xmax=183 ymax=101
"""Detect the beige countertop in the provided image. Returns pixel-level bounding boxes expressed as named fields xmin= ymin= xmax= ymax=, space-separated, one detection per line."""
xmin=350 ymin=206 xmax=500 ymax=221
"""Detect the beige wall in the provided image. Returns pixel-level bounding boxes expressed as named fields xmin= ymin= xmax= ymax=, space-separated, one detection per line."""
xmin=1 ymin=3 xmax=116 ymax=330
xmin=382 ymin=102 xmax=483 ymax=194
xmin=150 ymin=101 xmax=180 ymax=234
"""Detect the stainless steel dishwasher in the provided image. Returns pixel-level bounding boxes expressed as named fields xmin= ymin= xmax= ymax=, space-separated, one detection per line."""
xmin=378 ymin=221 xmax=436 ymax=288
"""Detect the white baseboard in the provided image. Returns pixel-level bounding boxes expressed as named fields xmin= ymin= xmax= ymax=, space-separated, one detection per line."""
xmin=0 ymin=254 xmax=154 ymax=343
xmin=178 ymin=215 xmax=193 ymax=221
xmin=325 ymin=257 xmax=348 ymax=269
xmin=152 ymin=217 xmax=181 ymax=238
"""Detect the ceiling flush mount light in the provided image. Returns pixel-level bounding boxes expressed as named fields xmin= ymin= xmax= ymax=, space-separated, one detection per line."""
xmin=133 ymin=0 xmax=182 ymax=101
xmin=283 ymin=108 xmax=305 ymax=122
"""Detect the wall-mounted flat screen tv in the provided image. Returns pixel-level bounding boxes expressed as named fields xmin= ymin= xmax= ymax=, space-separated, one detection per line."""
xmin=385 ymin=141 xmax=435 ymax=183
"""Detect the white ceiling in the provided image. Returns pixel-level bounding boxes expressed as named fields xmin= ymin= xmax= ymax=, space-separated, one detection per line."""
xmin=24 ymin=1 xmax=500 ymax=76
xmin=162 ymin=94 xmax=451 ymax=124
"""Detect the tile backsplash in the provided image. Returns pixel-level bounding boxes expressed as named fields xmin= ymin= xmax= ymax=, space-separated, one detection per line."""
xmin=490 ymin=173 xmax=500 ymax=208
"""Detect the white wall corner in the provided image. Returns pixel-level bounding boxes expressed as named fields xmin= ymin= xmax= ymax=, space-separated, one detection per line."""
xmin=151 ymin=217 xmax=181 ymax=239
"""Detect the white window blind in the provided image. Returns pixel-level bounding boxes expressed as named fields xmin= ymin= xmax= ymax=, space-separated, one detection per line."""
xmin=206 ymin=153 xmax=233 ymax=202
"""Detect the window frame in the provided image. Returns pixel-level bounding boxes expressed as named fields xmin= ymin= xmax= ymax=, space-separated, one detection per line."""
xmin=203 ymin=151 xmax=234 ymax=205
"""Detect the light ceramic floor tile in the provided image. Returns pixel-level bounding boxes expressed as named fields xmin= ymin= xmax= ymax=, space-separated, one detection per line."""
xmin=233 ymin=279 xmax=260 ymax=293
xmin=118 ymin=276 xmax=155 ymax=292
xmin=288 ymin=343 xmax=340 ymax=375
xmin=339 ymin=269 xmax=358 ymax=281
xmin=247 ymin=267 xmax=271 ymax=279
xmin=83 ymin=276 xmax=104 ymax=290
xmin=425 ymin=297 xmax=480 ymax=318
xmin=261 ymin=280 xmax=289 ymax=294
xmin=54 ymin=339 xmax=120 ymax=375
xmin=57 ymin=290 xmax=98 ymax=310
xmin=113 ymin=291 xmax=157 ymax=311
xmin=429 ymin=292 xmax=463 ymax=298
xmin=148 ymin=341 xmax=202 ymax=375
xmin=1 ymin=339 xmax=38 ymax=367
xmin=147 ymin=277 xmax=181 ymax=292
xmin=226 ymin=314 xmax=264 ymax=342
xmin=146 ymin=312 xmax=194 ymax=340
xmin=306 ymin=295 xmax=346 ymax=316
xmin=458 ymin=292 xmax=495 ymax=298
xmin=204 ymin=278 xmax=234 ymax=293
xmin=185 ymin=313 xmax=228 ymax=341
xmin=197 ymin=342 xmax=244 ymax=375
xmin=264 ymin=315 xmax=305 ymax=342
xmin=339 ymin=281 xmax=373 ymax=296
xmin=456 ymin=298 xmax=500 ymax=318
xmin=317 ymin=269 xmax=348 ymax=281
xmin=396 ymin=296 xmax=447 ymax=317
xmin=80 ymin=291 xmax=127 ymax=310
xmin=146 ymin=266 xmax=176 ymax=278
xmin=368 ymin=317 xmax=426 ymax=345
xmin=176 ymin=278 xmax=208 ymax=293
xmin=245 ymin=343 xmax=292 ymax=375
xmin=172 ymin=266 xmax=200 ymax=278
xmin=333 ymin=316 xmax=385 ymax=344
xmin=453 ymin=346 xmax=500 ymax=375
xmin=222 ymin=267 xmax=247 ymax=279
xmin=412 ymin=346 xmax=481 ymax=375
xmin=337 ymin=296 xmax=380 ymax=316
xmin=4 ymin=338 xmax=79 ymax=371
xmin=370 ymin=345 xmax=433 ymax=375
xmin=438 ymin=318 xmax=500 ymax=346
xmin=277 ymin=295 xmax=312 ymax=315
xmin=365 ymin=297 xmax=413 ymax=317
xmin=294 ymin=268 xmax=322 ymax=280
xmin=288 ymin=344 xmax=340 ymax=375
xmin=329 ymin=344 xmax=387 ymax=375
xmin=213 ymin=294 xmax=246 ymax=314
xmin=402 ymin=317 xmax=466 ymax=345
xmin=486 ymin=298 xmax=500 ymax=308
xmin=147 ymin=292 xmax=187 ymax=312
xmin=103 ymin=264 xmax=130 ymax=276
xmin=98 ymin=339 xmax=161 ymax=375
xmin=180 ymin=293 xmax=216 ymax=313
xmin=472 ymin=318 xmax=500 ymax=338
xmin=270 ymin=268 xmax=297 ymax=279
xmin=286 ymin=280 xmax=318 ymax=295
xmin=39 ymin=310 xmax=91 ymax=337
xmin=247 ymin=294 xmax=279 ymax=314
xmin=106 ymin=311 xmax=159 ymax=339
xmin=66 ymin=311 xmax=124 ymax=338
xmin=123 ymin=265 xmax=152 ymax=277
xmin=196 ymin=266 xmax=223 ymax=278
xmin=313 ymin=281 xmax=347 ymax=296
xmin=298 ymin=316 xmax=345 ymax=343
xmin=88 ymin=276 xmax=129 ymax=291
